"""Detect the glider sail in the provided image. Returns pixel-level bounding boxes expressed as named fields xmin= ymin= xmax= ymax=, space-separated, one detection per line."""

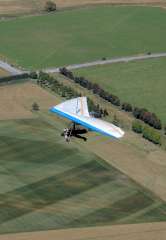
xmin=50 ymin=97 xmax=124 ymax=139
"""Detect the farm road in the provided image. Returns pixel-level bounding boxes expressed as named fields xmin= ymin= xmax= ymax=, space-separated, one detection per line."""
xmin=0 ymin=60 xmax=22 ymax=75
xmin=45 ymin=52 xmax=166 ymax=73
xmin=1 ymin=52 xmax=166 ymax=75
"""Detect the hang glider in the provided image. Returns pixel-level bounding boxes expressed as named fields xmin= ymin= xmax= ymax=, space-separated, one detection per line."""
xmin=50 ymin=97 xmax=124 ymax=142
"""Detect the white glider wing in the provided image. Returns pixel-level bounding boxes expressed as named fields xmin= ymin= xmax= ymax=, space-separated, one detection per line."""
xmin=50 ymin=97 xmax=124 ymax=139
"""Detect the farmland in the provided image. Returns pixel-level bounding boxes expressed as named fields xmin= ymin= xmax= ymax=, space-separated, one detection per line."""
xmin=55 ymin=0 xmax=166 ymax=9
xmin=73 ymin=58 xmax=166 ymax=123
xmin=0 ymin=81 xmax=165 ymax=234
xmin=0 ymin=0 xmax=166 ymax=16
xmin=0 ymin=82 xmax=57 ymax=120
xmin=0 ymin=0 xmax=166 ymax=17
xmin=0 ymin=114 xmax=165 ymax=234
xmin=0 ymin=6 xmax=166 ymax=69
xmin=1 ymin=222 xmax=166 ymax=240
xmin=0 ymin=1 xmax=166 ymax=238
xmin=0 ymin=0 xmax=56 ymax=16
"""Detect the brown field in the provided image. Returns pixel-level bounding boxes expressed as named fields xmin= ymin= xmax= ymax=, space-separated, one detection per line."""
xmin=55 ymin=0 xmax=166 ymax=8
xmin=1 ymin=222 xmax=166 ymax=240
xmin=0 ymin=0 xmax=166 ymax=16
xmin=0 ymin=0 xmax=56 ymax=15
xmin=0 ymin=67 xmax=9 ymax=77
xmin=0 ymin=81 xmax=57 ymax=120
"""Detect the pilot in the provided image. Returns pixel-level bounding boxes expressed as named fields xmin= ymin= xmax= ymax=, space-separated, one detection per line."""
xmin=62 ymin=127 xmax=87 ymax=142
xmin=63 ymin=128 xmax=70 ymax=142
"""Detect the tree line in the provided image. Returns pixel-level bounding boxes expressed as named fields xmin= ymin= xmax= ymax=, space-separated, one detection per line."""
xmin=30 ymin=71 xmax=165 ymax=146
xmin=36 ymin=71 xmax=109 ymax=118
xmin=132 ymin=120 xmax=161 ymax=145
xmin=59 ymin=67 xmax=162 ymax=130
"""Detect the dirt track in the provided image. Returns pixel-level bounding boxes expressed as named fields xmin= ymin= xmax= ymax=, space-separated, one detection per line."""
xmin=0 ymin=0 xmax=166 ymax=16
xmin=45 ymin=53 xmax=166 ymax=73
xmin=0 ymin=0 xmax=51 ymax=15
xmin=56 ymin=0 xmax=166 ymax=8
xmin=1 ymin=222 xmax=166 ymax=240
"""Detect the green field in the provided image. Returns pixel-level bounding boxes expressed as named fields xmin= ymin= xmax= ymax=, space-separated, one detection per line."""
xmin=0 ymin=6 xmax=166 ymax=69
xmin=73 ymin=58 xmax=166 ymax=123
xmin=0 ymin=114 xmax=165 ymax=234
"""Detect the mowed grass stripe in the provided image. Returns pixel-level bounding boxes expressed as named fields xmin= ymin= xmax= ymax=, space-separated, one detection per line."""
xmin=0 ymin=160 xmax=111 ymax=225
xmin=0 ymin=138 xmax=81 ymax=170
xmin=0 ymin=137 xmax=60 ymax=162
xmin=68 ymin=191 xmax=155 ymax=227
xmin=117 ymin=202 xmax=162 ymax=224
xmin=1 ymin=181 xmax=138 ymax=233
xmin=0 ymin=136 xmax=91 ymax=169
xmin=0 ymin=165 xmax=26 ymax=195
xmin=0 ymin=137 xmax=41 ymax=159
xmin=0 ymin=118 xmax=165 ymax=233
xmin=0 ymin=151 xmax=92 ymax=191
xmin=137 ymin=203 xmax=166 ymax=222
xmin=0 ymin=120 xmax=56 ymax=143
xmin=37 ymin=182 xmax=138 ymax=228
xmin=0 ymin=145 xmax=92 ymax=194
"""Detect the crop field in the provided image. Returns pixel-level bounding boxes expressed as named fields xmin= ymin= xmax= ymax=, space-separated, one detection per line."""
xmin=55 ymin=0 xmax=166 ymax=8
xmin=0 ymin=81 xmax=165 ymax=235
xmin=73 ymin=58 xmax=166 ymax=123
xmin=0 ymin=117 xmax=165 ymax=235
xmin=0 ymin=0 xmax=166 ymax=17
xmin=0 ymin=0 xmax=56 ymax=16
xmin=0 ymin=6 xmax=166 ymax=69
xmin=0 ymin=81 xmax=58 ymax=120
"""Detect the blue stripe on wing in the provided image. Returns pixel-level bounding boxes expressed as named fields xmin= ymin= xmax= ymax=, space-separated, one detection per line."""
xmin=49 ymin=107 xmax=117 ymax=139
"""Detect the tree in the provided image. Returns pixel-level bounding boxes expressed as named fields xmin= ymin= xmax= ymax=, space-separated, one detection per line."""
xmin=60 ymin=67 xmax=74 ymax=80
xmin=133 ymin=107 xmax=162 ymax=130
xmin=107 ymin=94 xmax=120 ymax=106
xmin=32 ymin=102 xmax=39 ymax=111
xmin=29 ymin=71 xmax=38 ymax=79
xmin=113 ymin=114 xmax=119 ymax=126
xmin=103 ymin=109 xmax=109 ymax=117
xmin=132 ymin=120 xmax=143 ymax=134
xmin=122 ymin=102 xmax=132 ymax=112
xmin=45 ymin=1 xmax=56 ymax=12
xmin=142 ymin=126 xmax=161 ymax=145
xmin=164 ymin=125 xmax=166 ymax=135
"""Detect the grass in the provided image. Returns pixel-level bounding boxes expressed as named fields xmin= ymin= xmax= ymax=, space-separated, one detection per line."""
xmin=68 ymin=192 xmax=155 ymax=227
xmin=0 ymin=6 xmax=166 ymax=69
xmin=0 ymin=115 xmax=165 ymax=234
xmin=73 ymin=58 xmax=166 ymax=123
